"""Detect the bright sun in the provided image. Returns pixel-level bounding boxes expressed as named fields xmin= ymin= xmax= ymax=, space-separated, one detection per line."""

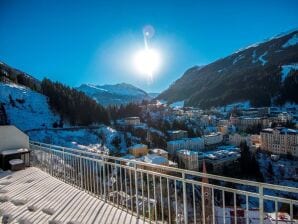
xmin=133 ymin=48 xmax=161 ymax=78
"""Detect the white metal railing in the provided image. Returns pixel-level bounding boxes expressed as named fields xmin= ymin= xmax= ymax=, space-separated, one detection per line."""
xmin=29 ymin=141 xmax=298 ymax=224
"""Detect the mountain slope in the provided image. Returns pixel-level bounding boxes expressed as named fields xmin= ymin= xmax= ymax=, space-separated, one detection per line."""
xmin=0 ymin=82 xmax=60 ymax=131
xmin=158 ymin=30 xmax=298 ymax=108
xmin=77 ymin=83 xmax=152 ymax=106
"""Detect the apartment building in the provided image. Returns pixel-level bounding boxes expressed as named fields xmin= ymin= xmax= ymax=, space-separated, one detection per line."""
xmin=203 ymin=132 xmax=223 ymax=146
xmin=167 ymin=130 xmax=188 ymax=140
xmin=177 ymin=149 xmax=199 ymax=171
xmin=167 ymin=137 xmax=204 ymax=154
xmin=260 ymin=127 xmax=298 ymax=157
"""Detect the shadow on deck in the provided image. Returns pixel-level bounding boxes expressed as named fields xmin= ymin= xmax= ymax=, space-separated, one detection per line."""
xmin=0 ymin=167 xmax=146 ymax=224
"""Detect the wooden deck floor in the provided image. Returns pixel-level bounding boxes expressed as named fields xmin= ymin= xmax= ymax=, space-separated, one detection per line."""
xmin=0 ymin=167 xmax=146 ymax=224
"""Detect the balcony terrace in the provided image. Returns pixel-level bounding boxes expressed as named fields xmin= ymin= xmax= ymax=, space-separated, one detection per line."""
xmin=0 ymin=167 xmax=143 ymax=224
xmin=0 ymin=140 xmax=297 ymax=223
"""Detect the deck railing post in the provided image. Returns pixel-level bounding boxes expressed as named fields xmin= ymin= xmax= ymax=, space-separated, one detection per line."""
xmin=103 ymin=157 xmax=107 ymax=202
xmin=80 ymin=155 xmax=83 ymax=189
xmin=134 ymin=163 xmax=139 ymax=218
xmin=182 ymin=172 xmax=188 ymax=224
xmin=259 ymin=184 xmax=264 ymax=224
xmin=63 ymin=147 xmax=66 ymax=181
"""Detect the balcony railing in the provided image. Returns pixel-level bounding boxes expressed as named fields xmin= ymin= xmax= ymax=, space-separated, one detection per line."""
xmin=29 ymin=141 xmax=298 ymax=224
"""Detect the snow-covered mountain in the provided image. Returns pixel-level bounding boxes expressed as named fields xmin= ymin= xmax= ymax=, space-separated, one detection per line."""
xmin=158 ymin=29 xmax=298 ymax=108
xmin=77 ymin=83 xmax=152 ymax=106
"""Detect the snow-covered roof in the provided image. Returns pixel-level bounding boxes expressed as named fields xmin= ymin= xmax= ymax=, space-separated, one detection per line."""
xmin=167 ymin=137 xmax=203 ymax=145
xmin=177 ymin=149 xmax=198 ymax=156
xmin=262 ymin=127 xmax=298 ymax=134
xmin=204 ymin=132 xmax=222 ymax=137
xmin=142 ymin=154 xmax=168 ymax=165
xmin=167 ymin=130 xmax=187 ymax=134
xmin=149 ymin=148 xmax=168 ymax=154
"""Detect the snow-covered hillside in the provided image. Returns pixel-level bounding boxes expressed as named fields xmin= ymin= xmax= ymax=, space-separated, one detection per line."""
xmin=0 ymin=83 xmax=60 ymax=131
xmin=0 ymin=82 xmax=124 ymax=154
xmin=77 ymin=83 xmax=152 ymax=106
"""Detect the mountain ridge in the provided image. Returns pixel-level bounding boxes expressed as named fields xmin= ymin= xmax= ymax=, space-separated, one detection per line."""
xmin=77 ymin=82 xmax=152 ymax=106
xmin=157 ymin=29 xmax=298 ymax=108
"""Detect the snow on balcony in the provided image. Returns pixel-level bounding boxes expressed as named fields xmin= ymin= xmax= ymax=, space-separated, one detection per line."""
xmin=0 ymin=167 xmax=146 ymax=224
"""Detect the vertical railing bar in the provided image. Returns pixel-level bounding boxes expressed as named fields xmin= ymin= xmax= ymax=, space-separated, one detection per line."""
xmin=92 ymin=160 xmax=96 ymax=194
xmin=100 ymin=160 xmax=103 ymax=197
xmin=182 ymin=173 xmax=188 ymax=224
xmin=89 ymin=159 xmax=92 ymax=193
xmin=116 ymin=162 xmax=119 ymax=208
xmin=147 ymin=173 xmax=151 ymax=223
xmin=246 ymin=194 xmax=249 ymax=224
xmin=80 ymin=155 xmax=83 ymax=189
xmin=212 ymin=187 xmax=215 ymax=224
xmin=120 ymin=166 xmax=123 ymax=207
xmin=141 ymin=171 xmax=145 ymax=222
xmin=223 ymin=190 xmax=226 ymax=224
xmin=290 ymin=201 xmax=293 ymax=222
xmin=192 ymin=183 xmax=196 ymax=224
xmin=259 ymin=185 xmax=264 ymax=224
xmin=70 ymin=153 xmax=73 ymax=184
xmin=125 ymin=168 xmax=128 ymax=212
xmin=96 ymin=160 xmax=99 ymax=197
xmin=202 ymin=184 xmax=206 ymax=224
xmin=160 ymin=176 xmax=164 ymax=223
xmin=134 ymin=164 xmax=139 ymax=218
xmin=86 ymin=158 xmax=90 ymax=192
xmin=103 ymin=158 xmax=106 ymax=201
xmin=234 ymin=192 xmax=237 ymax=224
xmin=153 ymin=175 xmax=157 ymax=223
xmin=111 ymin=163 xmax=115 ymax=205
xmin=167 ymin=178 xmax=171 ymax=224
xmin=275 ymin=200 xmax=278 ymax=224
xmin=175 ymin=180 xmax=178 ymax=224
xmin=129 ymin=169 xmax=133 ymax=214
xmin=85 ymin=156 xmax=87 ymax=189
xmin=76 ymin=155 xmax=79 ymax=186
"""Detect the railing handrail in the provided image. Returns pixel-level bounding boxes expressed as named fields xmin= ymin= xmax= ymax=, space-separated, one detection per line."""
xmin=29 ymin=141 xmax=298 ymax=194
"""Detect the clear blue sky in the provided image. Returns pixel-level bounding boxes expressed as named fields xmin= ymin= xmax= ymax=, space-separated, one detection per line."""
xmin=1 ymin=0 xmax=298 ymax=93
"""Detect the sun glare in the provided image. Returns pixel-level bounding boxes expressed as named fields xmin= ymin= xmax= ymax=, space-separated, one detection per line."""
xmin=133 ymin=48 xmax=161 ymax=78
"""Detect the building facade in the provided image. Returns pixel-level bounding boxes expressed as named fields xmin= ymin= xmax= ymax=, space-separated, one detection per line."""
xmin=177 ymin=150 xmax=199 ymax=171
xmin=167 ymin=130 xmax=188 ymax=140
xmin=203 ymin=132 xmax=223 ymax=146
xmin=260 ymin=128 xmax=298 ymax=157
xmin=167 ymin=137 xmax=204 ymax=154
xmin=124 ymin=117 xmax=141 ymax=126
xmin=128 ymin=144 xmax=149 ymax=157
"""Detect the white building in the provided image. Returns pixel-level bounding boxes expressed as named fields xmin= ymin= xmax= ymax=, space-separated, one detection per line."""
xmin=203 ymin=132 xmax=223 ymax=146
xmin=199 ymin=146 xmax=240 ymax=173
xmin=124 ymin=117 xmax=141 ymax=126
xmin=167 ymin=137 xmax=204 ymax=154
xmin=167 ymin=130 xmax=188 ymax=140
